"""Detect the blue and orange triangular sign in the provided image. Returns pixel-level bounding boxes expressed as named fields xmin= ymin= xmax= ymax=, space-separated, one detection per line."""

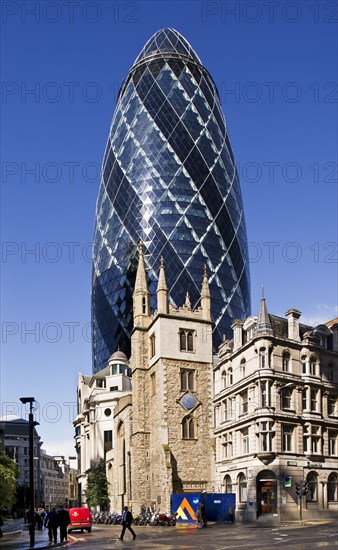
xmin=176 ymin=497 xmax=197 ymax=521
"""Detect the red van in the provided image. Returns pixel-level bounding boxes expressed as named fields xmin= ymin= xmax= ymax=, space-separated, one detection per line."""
xmin=68 ymin=507 xmax=92 ymax=533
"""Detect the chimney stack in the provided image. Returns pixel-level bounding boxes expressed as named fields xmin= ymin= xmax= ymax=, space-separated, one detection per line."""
xmin=285 ymin=308 xmax=302 ymax=341
xmin=232 ymin=319 xmax=243 ymax=351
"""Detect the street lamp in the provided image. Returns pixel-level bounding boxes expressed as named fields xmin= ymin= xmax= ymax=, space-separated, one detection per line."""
xmin=20 ymin=397 xmax=39 ymax=548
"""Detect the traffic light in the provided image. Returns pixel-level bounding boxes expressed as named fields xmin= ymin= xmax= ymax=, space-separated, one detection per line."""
xmin=295 ymin=481 xmax=301 ymax=496
xmin=302 ymin=481 xmax=308 ymax=496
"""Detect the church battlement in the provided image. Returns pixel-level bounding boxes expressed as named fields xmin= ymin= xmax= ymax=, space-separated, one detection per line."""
xmin=133 ymin=243 xmax=212 ymax=326
xmin=152 ymin=303 xmax=208 ymax=320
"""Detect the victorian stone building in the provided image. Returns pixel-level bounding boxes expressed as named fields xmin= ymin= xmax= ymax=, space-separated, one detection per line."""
xmin=74 ymin=352 xmax=132 ymax=507
xmin=213 ymin=294 xmax=338 ymax=522
xmin=40 ymin=453 xmax=73 ymax=510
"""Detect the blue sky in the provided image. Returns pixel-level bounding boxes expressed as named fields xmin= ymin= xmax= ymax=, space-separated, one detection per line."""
xmin=1 ymin=0 xmax=337 ymax=456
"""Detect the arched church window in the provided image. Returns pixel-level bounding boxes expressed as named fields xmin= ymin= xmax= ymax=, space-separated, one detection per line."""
xmin=182 ymin=416 xmax=195 ymax=439
xmin=179 ymin=329 xmax=195 ymax=352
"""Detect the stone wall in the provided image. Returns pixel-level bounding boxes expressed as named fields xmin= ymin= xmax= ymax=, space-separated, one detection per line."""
xmin=131 ymin=312 xmax=215 ymax=512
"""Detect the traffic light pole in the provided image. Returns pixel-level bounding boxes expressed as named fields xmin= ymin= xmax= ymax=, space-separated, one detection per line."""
xmin=295 ymin=478 xmax=309 ymax=525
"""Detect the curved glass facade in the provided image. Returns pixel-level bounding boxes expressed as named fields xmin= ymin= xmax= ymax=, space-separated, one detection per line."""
xmin=92 ymin=28 xmax=251 ymax=372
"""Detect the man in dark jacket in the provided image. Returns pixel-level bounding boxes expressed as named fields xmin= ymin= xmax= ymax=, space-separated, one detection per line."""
xmin=44 ymin=508 xmax=59 ymax=543
xmin=58 ymin=506 xmax=70 ymax=543
xmin=200 ymin=502 xmax=207 ymax=527
xmin=119 ymin=506 xmax=136 ymax=541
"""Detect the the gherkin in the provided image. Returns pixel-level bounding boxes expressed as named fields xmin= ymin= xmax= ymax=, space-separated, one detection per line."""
xmin=92 ymin=28 xmax=251 ymax=372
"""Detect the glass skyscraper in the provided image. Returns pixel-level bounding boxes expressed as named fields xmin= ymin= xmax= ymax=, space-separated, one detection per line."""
xmin=92 ymin=28 xmax=251 ymax=372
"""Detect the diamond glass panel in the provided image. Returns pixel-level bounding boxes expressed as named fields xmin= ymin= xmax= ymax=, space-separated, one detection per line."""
xmin=92 ymin=28 xmax=251 ymax=372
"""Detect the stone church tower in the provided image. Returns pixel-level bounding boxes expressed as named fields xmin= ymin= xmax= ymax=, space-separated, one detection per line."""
xmin=131 ymin=242 xmax=215 ymax=511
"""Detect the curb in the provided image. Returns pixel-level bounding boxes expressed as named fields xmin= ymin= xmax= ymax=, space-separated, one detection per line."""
xmin=0 ymin=538 xmax=66 ymax=550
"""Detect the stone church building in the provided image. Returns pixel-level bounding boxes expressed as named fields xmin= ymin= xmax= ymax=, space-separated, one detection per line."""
xmin=130 ymin=242 xmax=215 ymax=511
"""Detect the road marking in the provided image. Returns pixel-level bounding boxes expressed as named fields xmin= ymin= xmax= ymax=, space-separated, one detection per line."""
xmin=304 ymin=520 xmax=334 ymax=526
xmin=216 ymin=544 xmax=277 ymax=549
xmin=67 ymin=534 xmax=88 ymax=543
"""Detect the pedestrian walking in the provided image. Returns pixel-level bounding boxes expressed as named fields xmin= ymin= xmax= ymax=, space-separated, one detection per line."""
xmin=226 ymin=506 xmax=234 ymax=523
xmin=35 ymin=510 xmax=43 ymax=530
xmin=195 ymin=505 xmax=202 ymax=528
xmin=58 ymin=505 xmax=70 ymax=543
xmin=119 ymin=506 xmax=136 ymax=541
xmin=44 ymin=507 xmax=59 ymax=543
xmin=39 ymin=509 xmax=46 ymax=527
xmin=200 ymin=502 xmax=207 ymax=527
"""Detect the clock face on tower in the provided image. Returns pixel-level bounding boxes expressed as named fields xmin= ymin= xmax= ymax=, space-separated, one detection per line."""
xmin=181 ymin=393 xmax=197 ymax=410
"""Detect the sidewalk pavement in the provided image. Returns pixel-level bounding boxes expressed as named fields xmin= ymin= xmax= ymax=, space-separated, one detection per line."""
xmin=1 ymin=521 xmax=67 ymax=550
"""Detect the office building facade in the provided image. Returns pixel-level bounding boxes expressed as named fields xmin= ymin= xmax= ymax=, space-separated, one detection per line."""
xmin=92 ymin=28 xmax=251 ymax=372
xmin=0 ymin=416 xmax=42 ymax=511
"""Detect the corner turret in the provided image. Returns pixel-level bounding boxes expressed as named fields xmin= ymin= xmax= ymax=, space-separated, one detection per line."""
xmin=156 ymin=256 xmax=168 ymax=314
xmin=254 ymin=287 xmax=273 ymax=336
xmin=201 ymin=264 xmax=211 ymax=321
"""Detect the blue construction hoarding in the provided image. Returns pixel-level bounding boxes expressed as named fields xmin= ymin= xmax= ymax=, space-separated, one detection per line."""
xmin=171 ymin=493 xmax=236 ymax=523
